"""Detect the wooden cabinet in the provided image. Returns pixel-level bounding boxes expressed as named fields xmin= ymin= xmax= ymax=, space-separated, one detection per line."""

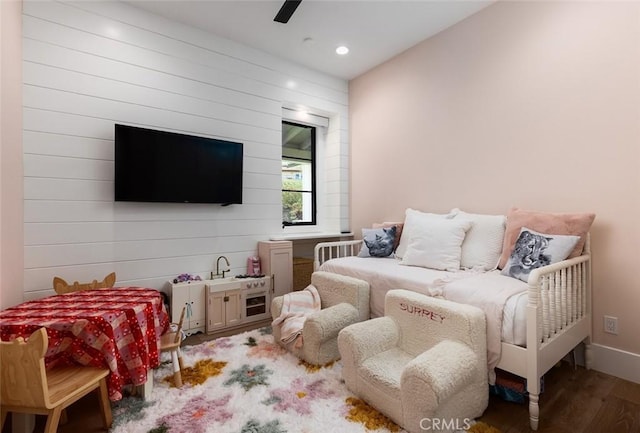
xmin=206 ymin=276 xmax=272 ymax=334
xmin=258 ymin=241 xmax=293 ymax=298
xmin=170 ymin=281 xmax=206 ymax=335
xmin=207 ymin=288 xmax=242 ymax=332
xmin=172 ymin=275 xmax=273 ymax=336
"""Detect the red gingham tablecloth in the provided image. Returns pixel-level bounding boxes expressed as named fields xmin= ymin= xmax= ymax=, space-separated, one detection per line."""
xmin=0 ymin=287 xmax=170 ymax=401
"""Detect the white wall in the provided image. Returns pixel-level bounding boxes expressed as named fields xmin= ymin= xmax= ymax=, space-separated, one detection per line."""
xmin=0 ymin=0 xmax=24 ymax=309
xmin=21 ymin=0 xmax=349 ymax=299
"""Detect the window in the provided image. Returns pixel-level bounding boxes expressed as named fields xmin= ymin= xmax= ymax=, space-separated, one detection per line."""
xmin=282 ymin=121 xmax=316 ymax=226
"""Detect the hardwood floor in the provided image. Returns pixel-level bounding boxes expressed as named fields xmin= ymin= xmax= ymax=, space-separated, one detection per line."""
xmin=480 ymin=362 xmax=640 ymax=432
xmin=5 ymin=345 xmax=639 ymax=433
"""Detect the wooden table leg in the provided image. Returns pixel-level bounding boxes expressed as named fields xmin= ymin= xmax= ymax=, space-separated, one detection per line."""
xmin=12 ymin=413 xmax=35 ymax=433
xmin=136 ymin=369 xmax=154 ymax=399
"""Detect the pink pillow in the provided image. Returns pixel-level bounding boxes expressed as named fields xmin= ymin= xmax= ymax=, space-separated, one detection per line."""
xmin=498 ymin=208 xmax=595 ymax=269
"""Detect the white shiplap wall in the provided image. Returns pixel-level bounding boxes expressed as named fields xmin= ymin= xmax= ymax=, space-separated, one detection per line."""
xmin=22 ymin=0 xmax=349 ymax=298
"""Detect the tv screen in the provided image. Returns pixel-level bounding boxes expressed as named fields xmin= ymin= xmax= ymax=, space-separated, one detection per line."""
xmin=115 ymin=124 xmax=243 ymax=204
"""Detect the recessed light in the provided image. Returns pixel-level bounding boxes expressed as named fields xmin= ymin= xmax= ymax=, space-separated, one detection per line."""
xmin=336 ymin=45 xmax=349 ymax=55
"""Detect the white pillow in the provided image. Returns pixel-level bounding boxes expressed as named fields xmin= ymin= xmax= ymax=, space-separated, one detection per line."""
xmin=452 ymin=209 xmax=506 ymax=270
xmin=399 ymin=218 xmax=472 ymax=271
xmin=501 ymin=227 xmax=580 ymax=282
xmin=395 ymin=208 xmax=456 ymax=259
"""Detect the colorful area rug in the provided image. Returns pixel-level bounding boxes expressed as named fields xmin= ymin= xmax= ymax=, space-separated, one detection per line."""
xmin=110 ymin=327 xmax=499 ymax=433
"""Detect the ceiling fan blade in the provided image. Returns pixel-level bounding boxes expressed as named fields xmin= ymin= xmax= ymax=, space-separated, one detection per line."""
xmin=274 ymin=0 xmax=302 ymax=24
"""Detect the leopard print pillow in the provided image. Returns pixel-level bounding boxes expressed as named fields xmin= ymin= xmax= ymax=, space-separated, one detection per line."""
xmin=502 ymin=227 xmax=580 ymax=282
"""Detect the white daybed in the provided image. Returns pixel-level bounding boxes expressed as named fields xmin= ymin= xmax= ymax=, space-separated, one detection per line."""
xmin=314 ymin=235 xmax=592 ymax=431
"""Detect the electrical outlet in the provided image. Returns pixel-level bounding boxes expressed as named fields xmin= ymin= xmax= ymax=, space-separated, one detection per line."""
xmin=604 ymin=315 xmax=618 ymax=335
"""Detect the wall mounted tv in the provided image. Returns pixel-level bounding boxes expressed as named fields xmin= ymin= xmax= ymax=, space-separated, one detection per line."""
xmin=114 ymin=124 xmax=243 ymax=205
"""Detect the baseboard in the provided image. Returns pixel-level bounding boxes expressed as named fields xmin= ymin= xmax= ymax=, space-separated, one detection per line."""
xmin=203 ymin=319 xmax=272 ymax=339
xmin=590 ymin=343 xmax=640 ymax=384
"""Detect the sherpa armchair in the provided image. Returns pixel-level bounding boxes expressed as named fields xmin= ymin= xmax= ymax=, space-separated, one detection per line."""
xmin=271 ymin=271 xmax=370 ymax=365
xmin=338 ymin=289 xmax=488 ymax=433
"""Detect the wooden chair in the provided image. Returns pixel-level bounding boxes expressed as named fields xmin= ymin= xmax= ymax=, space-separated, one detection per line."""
xmin=160 ymin=306 xmax=186 ymax=387
xmin=52 ymin=272 xmax=116 ymax=295
xmin=0 ymin=328 xmax=112 ymax=433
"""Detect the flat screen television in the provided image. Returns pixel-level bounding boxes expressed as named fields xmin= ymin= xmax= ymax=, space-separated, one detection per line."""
xmin=114 ymin=124 xmax=243 ymax=204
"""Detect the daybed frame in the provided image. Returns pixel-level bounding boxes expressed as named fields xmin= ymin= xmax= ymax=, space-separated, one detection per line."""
xmin=314 ymin=236 xmax=592 ymax=431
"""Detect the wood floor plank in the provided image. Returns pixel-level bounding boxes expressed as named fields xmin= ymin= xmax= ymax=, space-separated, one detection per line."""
xmin=538 ymin=365 xmax=616 ymax=432
xmin=612 ymin=378 xmax=640 ymax=406
xmin=585 ymin=396 xmax=640 ymax=433
xmin=478 ymin=362 xmax=633 ymax=433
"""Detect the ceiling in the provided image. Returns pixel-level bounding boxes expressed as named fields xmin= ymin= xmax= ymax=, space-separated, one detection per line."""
xmin=127 ymin=0 xmax=494 ymax=80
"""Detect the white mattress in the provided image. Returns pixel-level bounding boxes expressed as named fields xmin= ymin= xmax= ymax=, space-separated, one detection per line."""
xmin=319 ymin=256 xmax=528 ymax=346
xmin=502 ymin=289 xmax=528 ymax=346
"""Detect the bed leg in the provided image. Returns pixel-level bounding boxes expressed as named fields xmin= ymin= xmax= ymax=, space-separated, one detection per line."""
xmin=584 ymin=337 xmax=593 ymax=370
xmin=529 ymin=393 xmax=540 ymax=430
xmin=527 ymin=369 xmax=541 ymax=431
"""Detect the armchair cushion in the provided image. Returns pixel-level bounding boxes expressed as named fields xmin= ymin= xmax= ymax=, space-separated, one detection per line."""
xmin=360 ymin=347 xmax=413 ymax=397
xmin=402 ymin=340 xmax=477 ymax=404
xmin=338 ymin=317 xmax=399 ymax=367
xmin=304 ymin=302 xmax=359 ymax=343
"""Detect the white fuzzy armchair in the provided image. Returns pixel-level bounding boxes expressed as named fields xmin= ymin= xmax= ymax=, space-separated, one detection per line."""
xmin=271 ymin=271 xmax=370 ymax=365
xmin=338 ymin=289 xmax=488 ymax=433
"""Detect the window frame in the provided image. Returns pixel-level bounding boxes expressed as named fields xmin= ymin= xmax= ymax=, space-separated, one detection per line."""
xmin=281 ymin=120 xmax=317 ymax=227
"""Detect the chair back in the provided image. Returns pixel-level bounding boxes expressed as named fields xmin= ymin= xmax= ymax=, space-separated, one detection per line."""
xmin=53 ymin=272 xmax=116 ymax=295
xmin=173 ymin=306 xmax=186 ymax=344
xmin=384 ymin=289 xmax=486 ymax=358
xmin=0 ymin=328 xmax=50 ymax=409
xmin=311 ymin=271 xmax=370 ymax=322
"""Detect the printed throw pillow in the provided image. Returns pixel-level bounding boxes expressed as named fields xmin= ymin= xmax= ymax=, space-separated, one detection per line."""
xmin=501 ymin=227 xmax=580 ymax=282
xmin=358 ymin=226 xmax=397 ymax=258
xmin=498 ymin=207 xmax=595 ymax=269
xmin=372 ymin=222 xmax=404 ymax=252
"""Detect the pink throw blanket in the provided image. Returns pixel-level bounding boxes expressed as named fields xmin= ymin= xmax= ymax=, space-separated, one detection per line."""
xmin=272 ymin=285 xmax=321 ymax=348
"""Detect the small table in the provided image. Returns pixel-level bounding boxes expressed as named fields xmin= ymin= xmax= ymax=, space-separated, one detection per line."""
xmin=0 ymin=287 xmax=170 ymax=401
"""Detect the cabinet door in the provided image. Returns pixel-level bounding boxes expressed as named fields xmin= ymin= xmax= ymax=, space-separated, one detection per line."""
xmin=270 ymin=248 xmax=293 ymax=298
xmin=225 ymin=290 xmax=242 ymax=327
xmin=259 ymin=241 xmax=293 ymax=298
xmin=189 ymin=283 xmax=206 ymax=330
xmin=171 ymin=284 xmax=191 ymax=324
xmin=207 ymin=291 xmax=226 ymax=332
